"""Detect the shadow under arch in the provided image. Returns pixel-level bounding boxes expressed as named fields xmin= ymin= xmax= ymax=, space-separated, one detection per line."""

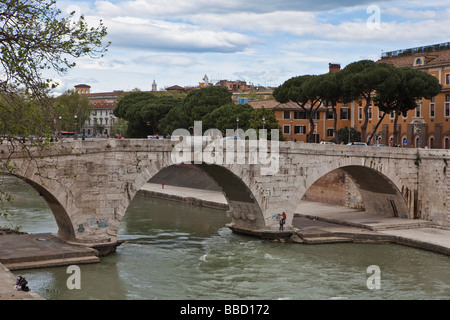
xmin=2 ymin=173 xmax=76 ymax=241
xmin=146 ymin=163 xmax=264 ymax=230
xmin=303 ymin=165 xmax=409 ymax=218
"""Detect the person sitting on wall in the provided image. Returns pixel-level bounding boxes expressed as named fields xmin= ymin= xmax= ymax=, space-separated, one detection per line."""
xmin=14 ymin=276 xmax=30 ymax=292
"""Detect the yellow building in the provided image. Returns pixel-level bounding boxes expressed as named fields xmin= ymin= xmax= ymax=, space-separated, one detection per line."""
xmin=369 ymin=43 xmax=450 ymax=148
xmin=248 ymin=99 xmax=345 ymax=142
xmin=248 ymin=64 xmax=350 ymax=143
xmin=251 ymin=44 xmax=450 ymax=147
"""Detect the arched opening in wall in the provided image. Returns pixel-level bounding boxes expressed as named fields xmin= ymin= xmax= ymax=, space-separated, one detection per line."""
xmin=0 ymin=174 xmax=59 ymax=235
xmin=415 ymin=136 xmax=420 ymax=148
xmin=389 ymin=135 xmax=394 ymax=147
xmin=429 ymin=136 xmax=435 ymax=149
xmin=401 ymin=136 xmax=408 ymax=148
xmin=118 ymin=163 xmax=262 ymax=250
xmin=444 ymin=136 xmax=449 ymax=149
xmin=298 ymin=165 xmax=409 ymax=220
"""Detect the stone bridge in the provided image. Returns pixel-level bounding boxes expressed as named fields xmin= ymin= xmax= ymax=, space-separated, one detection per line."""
xmin=1 ymin=138 xmax=449 ymax=253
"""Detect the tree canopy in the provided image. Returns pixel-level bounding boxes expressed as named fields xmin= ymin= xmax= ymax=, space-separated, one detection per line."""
xmin=159 ymin=86 xmax=233 ymax=134
xmin=273 ymin=75 xmax=323 ymax=142
xmin=184 ymin=86 xmax=233 ymax=124
xmin=52 ymin=90 xmax=92 ymax=133
xmin=0 ymin=0 xmax=109 ymax=97
xmin=340 ymin=60 xmax=395 ymax=142
xmin=202 ymin=103 xmax=253 ymax=133
xmin=248 ymin=107 xmax=283 ymax=140
xmin=0 ymin=0 xmax=109 ymax=217
xmin=0 ymin=0 xmax=109 ymax=141
xmin=114 ymin=92 xmax=183 ymax=137
xmin=372 ymin=65 xmax=442 ymax=144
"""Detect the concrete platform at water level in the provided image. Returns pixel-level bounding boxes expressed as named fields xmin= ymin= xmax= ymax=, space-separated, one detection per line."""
xmin=0 ymin=233 xmax=100 ymax=300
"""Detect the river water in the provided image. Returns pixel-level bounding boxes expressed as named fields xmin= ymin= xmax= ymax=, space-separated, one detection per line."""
xmin=1 ymin=176 xmax=449 ymax=300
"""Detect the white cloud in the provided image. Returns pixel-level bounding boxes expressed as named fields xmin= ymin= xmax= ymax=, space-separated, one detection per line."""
xmin=133 ymin=54 xmax=197 ymax=66
xmin=52 ymin=0 xmax=450 ymax=93
xmin=101 ymin=15 xmax=258 ymax=52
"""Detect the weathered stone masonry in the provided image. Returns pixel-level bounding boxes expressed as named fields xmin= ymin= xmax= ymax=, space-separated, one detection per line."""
xmin=1 ymin=139 xmax=449 ymax=251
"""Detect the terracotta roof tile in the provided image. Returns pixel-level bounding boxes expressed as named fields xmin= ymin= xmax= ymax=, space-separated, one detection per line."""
xmin=247 ymin=99 xmax=327 ymax=111
xmin=378 ymin=49 xmax=450 ymax=67
xmin=91 ymin=102 xmax=116 ymax=109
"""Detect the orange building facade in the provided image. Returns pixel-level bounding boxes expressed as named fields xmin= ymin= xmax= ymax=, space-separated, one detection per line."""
xmin=367 ymin=43 xmax=450 ymax=148
xmin=249 ymin=43 xmax=450 ymax=148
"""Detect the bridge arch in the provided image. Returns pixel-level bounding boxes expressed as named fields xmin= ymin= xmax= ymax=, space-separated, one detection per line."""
xmin=298 ymin=157 xmax=410 ymax=220
xmin=1 ymin=173 xmax=76 ymax=241
xmin=116 ymin=161 xmax=266 ymax=240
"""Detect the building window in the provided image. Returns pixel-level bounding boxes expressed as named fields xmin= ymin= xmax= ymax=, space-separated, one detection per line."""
xmin=294 ymin=125 xmax=306 ymax=134
xmin=368 ymin=106 xmax=372 ymax=120
xmin=340 ymin=108 xmax=350 ymax=120
xmin=378 ymin=109 xmax=383 ymax=119
xmin=445 ymin=102 xmax=450 ymax=117
xmin=283 ymin=125 xmax=290 ymax=134
xmin=327 ymin=128 xmax=334 ymax=137
xmin=415 ymin=104 xmax=421 ymax=117
xmin=430 ymin=103 xmax=435 ymax=118
xmin=326 ymin=109 xmax=334 ymax=119
xmin=283 ymin=111 xmax=291 ymax=119
xmin=390 ymin=111 xmax=395 ymax=119
xmin=294 ymin=111 xmax=306 ymax=119
xmin=358 ymin=107 xmax=363 ymax=120
xmin=446 ymin=74 xmax=450 ymax=85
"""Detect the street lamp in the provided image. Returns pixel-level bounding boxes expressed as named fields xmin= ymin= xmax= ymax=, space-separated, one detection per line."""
xmin=74 ymin=115 xmax=78 ymax=140
xmin=262 ymin=116 xmax=265 ymax=130
xmin=236 ymin=116 xmax=239 ymax=130
xmin=58 ymin=116 xmax=62 ymax=139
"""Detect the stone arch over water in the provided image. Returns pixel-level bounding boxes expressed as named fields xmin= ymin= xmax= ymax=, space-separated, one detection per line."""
xmin=127 ymin=162 xmax=266 ymax=233
xmin=299 ymin=159 xmax=410 ymax=219
xmin=0 ymin=173 xmax=76 ymax=241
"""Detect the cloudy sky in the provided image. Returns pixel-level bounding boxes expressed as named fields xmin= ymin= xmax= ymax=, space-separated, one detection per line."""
xmin=51 ymin=0 xmax=450 ymax=95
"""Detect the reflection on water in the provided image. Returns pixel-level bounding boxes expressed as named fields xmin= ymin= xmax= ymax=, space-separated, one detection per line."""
xmin=1 ymin=175 xmax=449 ymax=300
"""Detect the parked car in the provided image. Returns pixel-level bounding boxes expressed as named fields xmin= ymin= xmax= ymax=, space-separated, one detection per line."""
xmin=372 ymin=144 xmax=387 ymax=147
xmin=347 ymin=142 xmax=368 ymax=146
xmin=320 ymin=141 xmax=335 ymax=145
xmin=221 ymin=136 xmax=242 ymax=140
